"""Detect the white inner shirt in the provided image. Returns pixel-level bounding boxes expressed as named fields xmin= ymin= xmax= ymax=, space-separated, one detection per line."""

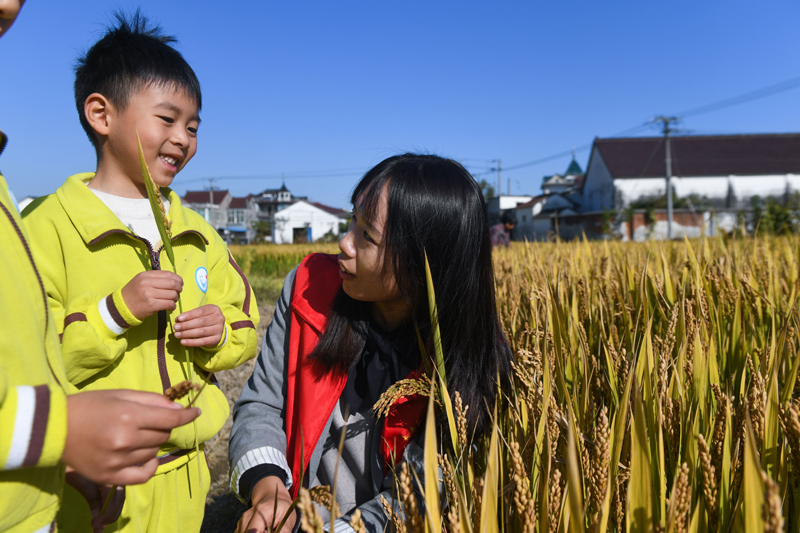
xmin=90 ymin=186 xmax=171 ymax=247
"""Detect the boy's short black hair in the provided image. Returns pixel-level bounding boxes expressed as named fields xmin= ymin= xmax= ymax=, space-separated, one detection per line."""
xmin=74 ymin=10 xmax=202 ymax=147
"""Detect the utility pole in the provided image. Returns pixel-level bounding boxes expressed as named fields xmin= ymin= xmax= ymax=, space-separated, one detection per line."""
xmin=206 ymin=177 xmax=217 ymax=204
xmin=652 ymin=116 xmax=680 ymax=239
xmin=497 ymin=159 xmax=502 ymax=197
xmin=507 ymin=178 xmax=511 ymax=196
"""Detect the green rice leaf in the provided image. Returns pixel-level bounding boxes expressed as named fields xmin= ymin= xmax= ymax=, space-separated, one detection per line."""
xmin=629 ymin=386 xmax=654 ymax=533
xmin=424 ymin=251 xmax=446 ymax=385
xmin=136 ymin=132 xmax=174 ymax=265
xmin=743 ymin=411 xmax=765 ymax=531
xmin=423 ymin=382 xmax=442 ymax=533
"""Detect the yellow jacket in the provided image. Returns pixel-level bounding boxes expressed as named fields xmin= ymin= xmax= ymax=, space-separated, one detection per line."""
xmin=23 ymin=173 xmax=259 ymax=454
xmin=0 ymin=145 xmax=71 ymax=530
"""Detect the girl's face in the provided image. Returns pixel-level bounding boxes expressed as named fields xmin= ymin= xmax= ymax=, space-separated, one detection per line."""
xmin=337 ymin=185 xmax=404 ymax=309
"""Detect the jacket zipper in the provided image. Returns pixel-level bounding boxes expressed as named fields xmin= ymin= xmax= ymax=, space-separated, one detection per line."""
xmin=90 ymin=229 xmax=171 ymax=391
xmin=87 ymin=229 xmax=210 ymax=392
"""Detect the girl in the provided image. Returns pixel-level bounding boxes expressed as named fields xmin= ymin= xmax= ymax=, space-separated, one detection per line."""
xmin=229 ymin=154 xmax=513 ymax=532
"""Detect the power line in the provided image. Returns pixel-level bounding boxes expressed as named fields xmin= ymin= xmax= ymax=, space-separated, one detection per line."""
xmin=675 ymin=75 xmax=800 ymax=118
xmin=175 ymin=75 xmax=800 ymax=189
xmin=489 ymin=73 xmax=800 ymax=177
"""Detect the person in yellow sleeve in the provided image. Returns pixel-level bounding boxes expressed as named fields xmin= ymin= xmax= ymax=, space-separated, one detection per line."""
xmin=21 ymin=10 xmax=260 ymax=533
xmin=1 ymin=5 xmax=201 ymax=533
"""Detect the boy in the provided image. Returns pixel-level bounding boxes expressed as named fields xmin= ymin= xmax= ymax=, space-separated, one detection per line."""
xmin=23 ymin=12 xmax=260 ymax=532
xmin=1 ymin=2 xmax=200 ymax=532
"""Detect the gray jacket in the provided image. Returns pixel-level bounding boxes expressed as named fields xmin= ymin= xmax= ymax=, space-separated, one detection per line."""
xmin=229 ymin=269 xmax=426 ymax=533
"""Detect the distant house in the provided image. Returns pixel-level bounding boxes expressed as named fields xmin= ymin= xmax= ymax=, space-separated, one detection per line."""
xmin=182 ymin=189 xmax=232 ymax=229
xmin=272 ymin=200 xmax=349 ymax=244
xmin=182 ymin=189 xmax=259 ymax=243
xmin=581 ymin=133 xmax=800 ymax=212
xmin=514 ymin=195 xmax=579 ymax=241
xmin=571 ymin=133 xmax=800 ymax=240
xmin=541 ymin=159 xmax=584 ymax=195
xmin=182 ymin=183 xmax=347 ymax=244
xmin=224 ymin=195 xmax=259 ymax=243
xmin=486 ymin=195 xmax=533 ymax=227
xmin=254 ymin=183 xmax=296 ymax=222
xmin=510 ymin=160 xmax=584 ymax=241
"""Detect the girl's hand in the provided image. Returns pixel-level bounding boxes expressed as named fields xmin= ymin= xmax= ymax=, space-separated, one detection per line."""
xmin=237 ymin=476 xmax=297 ymax=533
xmin=173 ymin=304 xmax=225 ymax=347
xmin=65 ymin=467 xmax=125 ymax=533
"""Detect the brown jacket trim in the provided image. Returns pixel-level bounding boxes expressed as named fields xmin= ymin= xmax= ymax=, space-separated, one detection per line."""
xmin=157 ymin=310 xmax=170 ymax=392
xmin=60 ymin=312 xmax=88 ymax=342
xmin=64 ymin=312 xmax=87 ymax=328
xmin=22 ymin=385 xmax=50 ymax=467
xmin=227 ymin=252 xmax=252 ymax=317
xmin=105 ymin=294 xmax=131 ymax=329
xmin=87 ymin=228 xmax=137 ymax=246
xmin=231 ymin=320 xmax=255 ymax=330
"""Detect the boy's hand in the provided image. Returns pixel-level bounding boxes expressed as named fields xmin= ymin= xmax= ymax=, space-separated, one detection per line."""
xmin=237 ymin=476 xmax=297 ymax=533
xmin=121 ymin=271 xmax=183 ymax=320
xmin=63 ymin=389 xmax=200 ymax=486
xmin=174 ymin=305 xmax=225 ymax=347
xmin=65 ymin=467 xmax=125 ymax=533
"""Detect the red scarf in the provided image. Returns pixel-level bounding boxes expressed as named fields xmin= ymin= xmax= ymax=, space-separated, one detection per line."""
xmin=285 ymin=253 xmax=427 ymax=497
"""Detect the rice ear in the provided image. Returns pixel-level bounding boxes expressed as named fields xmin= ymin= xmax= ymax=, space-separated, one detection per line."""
xmin=136 ymin=131 xmax=174 ymax=262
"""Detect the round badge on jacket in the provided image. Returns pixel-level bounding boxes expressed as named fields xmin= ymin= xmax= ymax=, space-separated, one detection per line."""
xmin=195 ymin=267 xmax=209 ymax=293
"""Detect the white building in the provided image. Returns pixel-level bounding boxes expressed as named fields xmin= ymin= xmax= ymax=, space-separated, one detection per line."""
xmin=514 ymin=195 xmax=578 ymax=241
xmin=486 ymin=195 xmax=533 ymax=225
xmin=541 ymin=159 xmax=584 ymax=195
xmin=580 ymin=133 xmax=800 ymax=212
xmin=182 ymin=189 xmax=232 ymax=229
xmin=272 ymin=200 xmax=349 ymax=244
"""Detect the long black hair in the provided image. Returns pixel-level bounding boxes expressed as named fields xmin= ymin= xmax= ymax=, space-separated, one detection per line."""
xmin=309 ymin=153 xmax=512 ymax=438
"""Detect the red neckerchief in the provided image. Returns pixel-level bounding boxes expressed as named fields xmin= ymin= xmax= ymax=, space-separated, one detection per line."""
xmin=285 ymin=253 xmax=426 ymax=496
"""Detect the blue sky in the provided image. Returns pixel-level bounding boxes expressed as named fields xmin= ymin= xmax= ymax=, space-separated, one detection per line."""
xmin=2 ymin=1 xmax=799 ymax=209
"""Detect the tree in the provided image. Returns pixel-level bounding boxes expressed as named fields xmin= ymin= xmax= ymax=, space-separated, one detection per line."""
xmin=478 ymin=179 xmax=495 ymax=200
xmin=252 ymin=220 xmax=271 ymax=243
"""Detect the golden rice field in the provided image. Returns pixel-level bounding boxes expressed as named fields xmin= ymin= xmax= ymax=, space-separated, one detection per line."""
xmin=231 ymin=236 xmax=800 ymax=533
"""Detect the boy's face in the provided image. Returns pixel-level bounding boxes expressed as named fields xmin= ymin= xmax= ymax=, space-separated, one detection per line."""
xmin=106 ymin=84 xmax=199 ymax=191
xmin=0 ymin=0 xmax=25 ymax=37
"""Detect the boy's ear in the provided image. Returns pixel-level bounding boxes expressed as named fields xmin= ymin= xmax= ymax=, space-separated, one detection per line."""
xmin=84 ymin=93 xmax=113 ymax=137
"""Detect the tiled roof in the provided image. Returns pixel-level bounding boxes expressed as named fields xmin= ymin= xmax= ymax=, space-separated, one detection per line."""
xmin=311 ymin=202 xmax=349 ymax=217
xmin=514 ymin=196 xmax=545 ymax=209
xmin=183 ymin=190 xmax=229 ymax=205
xmin=594 ymin=134 xmax=800 ymax=178
xmin=229 ymin=196 xmax=249 ymax=209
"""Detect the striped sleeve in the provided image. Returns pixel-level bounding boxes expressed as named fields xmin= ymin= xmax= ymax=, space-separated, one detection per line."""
xmin=0 ymin=373 xmax=68 ymax=470
xmin=230 ymin=446 xmax=293 ymax=497
xmin=95 ymin=288 xmax=142 ymax=336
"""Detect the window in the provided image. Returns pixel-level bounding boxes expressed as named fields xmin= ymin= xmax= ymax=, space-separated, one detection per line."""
xmin=228 ymin=210 xmax=244 ymax=224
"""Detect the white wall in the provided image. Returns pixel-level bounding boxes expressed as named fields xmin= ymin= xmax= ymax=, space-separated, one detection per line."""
xmin=487 ymin=195 xmax=533 ymax=221
xmin=272 ymin=201 xmax=345 ymax=244
xmin=581 ymin=148 xmax=615 ymax=211
xmin=612 ymin=174 xmax=797 ymax=209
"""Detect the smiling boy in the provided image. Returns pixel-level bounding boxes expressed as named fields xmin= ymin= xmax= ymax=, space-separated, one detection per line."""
xmin=22 ymin=12 xmax=259 ymax=532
